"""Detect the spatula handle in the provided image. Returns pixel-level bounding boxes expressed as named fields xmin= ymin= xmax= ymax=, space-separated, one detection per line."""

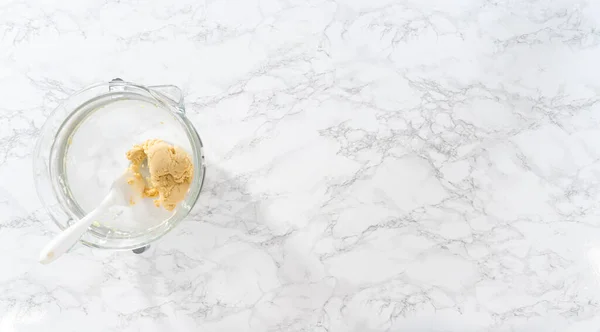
xmin=38 ymin=192 xmax=115 ymax=264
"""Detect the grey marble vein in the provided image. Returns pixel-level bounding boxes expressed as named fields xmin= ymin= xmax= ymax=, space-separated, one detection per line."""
xmin=2 ymin=0 xmax=600 ymax=331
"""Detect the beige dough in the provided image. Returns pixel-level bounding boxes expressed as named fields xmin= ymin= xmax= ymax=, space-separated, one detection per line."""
xmin=126 ymin=139 xmax=194 ymax=211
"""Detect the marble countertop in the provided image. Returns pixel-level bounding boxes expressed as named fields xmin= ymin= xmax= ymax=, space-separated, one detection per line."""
xmin=2 ymin=0 xmax=600 ymax=331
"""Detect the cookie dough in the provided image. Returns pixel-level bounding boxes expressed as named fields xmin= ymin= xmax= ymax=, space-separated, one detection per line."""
xmin=126 ymin=139 xmax=194 ymax=211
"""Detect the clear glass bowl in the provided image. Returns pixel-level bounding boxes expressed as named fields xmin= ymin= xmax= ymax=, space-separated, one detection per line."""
xmin=33 ymin=80 xmax=205 ymax=250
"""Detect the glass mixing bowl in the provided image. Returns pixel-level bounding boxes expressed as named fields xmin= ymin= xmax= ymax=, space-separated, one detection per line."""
xmin=33 ymin=79 xmax=205 ymax=251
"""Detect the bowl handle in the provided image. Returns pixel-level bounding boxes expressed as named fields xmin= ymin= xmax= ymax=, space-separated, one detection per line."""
xmin=148 ymin=85 xmax=185 ymax=114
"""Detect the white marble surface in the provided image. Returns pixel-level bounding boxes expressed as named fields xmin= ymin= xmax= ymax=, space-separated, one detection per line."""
xmin=2 ymin=0 xmax=600 ymax=331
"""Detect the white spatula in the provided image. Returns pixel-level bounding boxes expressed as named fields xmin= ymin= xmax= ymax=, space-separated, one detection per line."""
xmin=39 ymin=171 xmax=138 ymax=264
